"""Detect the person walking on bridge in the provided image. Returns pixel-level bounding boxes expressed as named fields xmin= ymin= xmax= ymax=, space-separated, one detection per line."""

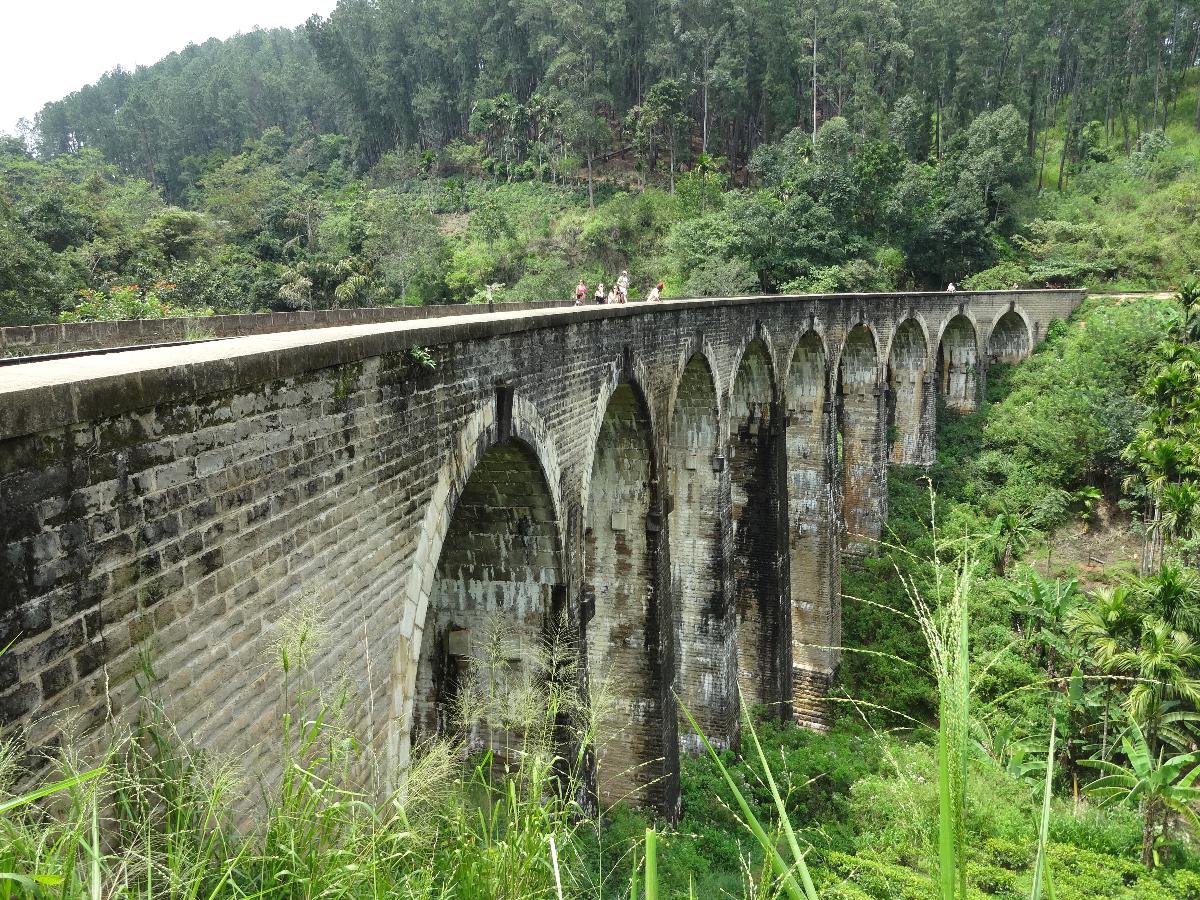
xmin=616 ymin=270 xmax=629 ymax=303
xmin=575 ymin=278 xmax=587 ymax=304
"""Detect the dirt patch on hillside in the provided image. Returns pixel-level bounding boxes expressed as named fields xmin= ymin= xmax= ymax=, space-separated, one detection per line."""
xmin=1030 ymin=502 xmax=1142 ymax=590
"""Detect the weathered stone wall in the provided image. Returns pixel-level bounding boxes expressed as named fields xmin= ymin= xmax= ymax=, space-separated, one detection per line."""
xmin=886 ymin=318 xmax=932 ymax=465
xmin=0 ymin=290 xmax=1082 ymax=816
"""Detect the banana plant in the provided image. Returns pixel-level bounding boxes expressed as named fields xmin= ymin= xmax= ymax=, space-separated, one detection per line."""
xmin=1081 ymin=719 xmax=1200 ymax=868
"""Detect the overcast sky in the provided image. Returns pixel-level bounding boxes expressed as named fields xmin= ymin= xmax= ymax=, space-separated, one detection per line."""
xmin=1 ymin=0 xmax=338 ymax=136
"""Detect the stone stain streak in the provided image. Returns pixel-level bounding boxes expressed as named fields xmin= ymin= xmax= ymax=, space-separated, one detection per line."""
xmin=938 ymin=314 xmax=981 ymax=413
xmin=730 ymin=341 xmax=787 ymax=714
xmin=0 ymin=289 xmax=1082 ymax=817
xmin=583 ymin=384 xmax=664 ymax=807
xmin=667 ymin=354 xmax=733 ymax=751
xmin=838 ymin=325 xmax=886 ymax=553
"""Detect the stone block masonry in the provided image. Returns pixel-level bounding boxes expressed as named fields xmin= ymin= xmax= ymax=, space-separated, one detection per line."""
xmin=0 ymin=289 xmax=1081 ymax=817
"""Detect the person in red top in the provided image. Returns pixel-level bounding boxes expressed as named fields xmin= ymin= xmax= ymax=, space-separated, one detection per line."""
xmin=575 ymin=279 xmax=587 ymax=304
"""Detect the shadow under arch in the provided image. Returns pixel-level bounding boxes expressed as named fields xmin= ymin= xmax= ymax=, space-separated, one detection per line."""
xmin=987 ymin=306 xmax=1033 ymax=363
xmin=410 ymin=437 xmax=566 ymax=755
xmin=837 ymin=324 xmax=885 ymax=551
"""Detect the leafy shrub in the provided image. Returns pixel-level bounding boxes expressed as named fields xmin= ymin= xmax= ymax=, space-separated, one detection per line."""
xmin=58 ymin=283 xmax=213 ymax=321
xmin=962 ymin=261 xmax=1031 ymax=290
xmin=680 ymin=256 xmax=759 ymax=297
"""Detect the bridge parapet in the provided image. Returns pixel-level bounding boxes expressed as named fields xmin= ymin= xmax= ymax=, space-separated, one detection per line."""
xmin=0 ymin=289 xmax=1081 ymax=814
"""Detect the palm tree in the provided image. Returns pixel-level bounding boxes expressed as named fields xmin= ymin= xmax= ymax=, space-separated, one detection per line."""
xmin=1068 ymin=585 xmax=1142 ymax=663
xmin=1082 ymin=719 xmax=1200 ymax=868
xmin=1068 ymin=585 xmax=1143 ymax=754
xmin=988 ymin=508 xmax=1033 ymax=574
xmin=1125 ymin=436 xmax=1196 ymax=572
xmin=1168 ymin=278 xmax=1200 ymax=345
xmin=1139 ymin=562 xmax=1200 ymax=634
xmin=1161 ymin=483 xmax=1200 ymax=563
xmin=1110 ymin=617 xmax=1200 ymax=754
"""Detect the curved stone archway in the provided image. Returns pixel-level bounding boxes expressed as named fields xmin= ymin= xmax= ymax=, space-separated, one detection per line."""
xmin=988 ymin=308 xmax=1032 ymax=363
xmin=584 ymin=382 xmax=669 ymax=806
xmin=412 ymin=439 xmax=564 ymax=755
xmin=886 ymin=318 xmax=932 ymax=465
xmin=730 ymin=339 xmax=787 ymax=712
xmin=389 ymin=395 xmax=566 ymax=779
xmin=667 ymin=354 xmax=732 ymax=750
xmin=937 ymin=314 xmax=980 ymax=412
xmin=837 ymin=325 xmax=885 ymax=551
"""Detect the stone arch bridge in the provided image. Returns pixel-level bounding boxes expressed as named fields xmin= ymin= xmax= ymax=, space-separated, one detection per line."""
xmin=0 ymin=289 xmax=1080 ymax=815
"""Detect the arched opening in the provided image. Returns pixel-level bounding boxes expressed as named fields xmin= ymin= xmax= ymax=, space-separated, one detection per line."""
xmin=413 ymin=439 xmax=564 ymax=756
xmin=937 ymin=315 xmax=979 ymax=413
xmin=886 ymin=319 xmax=930 ymax=465
xmin=837 ymin=325 xmax=884 ymax=551
xmin=585 ymin=383 xmax=666 ymax=806
xmin=786 ymin=332 xmax=839 ymax=725
xmin=668 ymin=355 xmax=731 ymax=750
xmin=730 ymin=340 xmax=785 ymax=710
xmin=988 ymin=310 xmax=1031 ymax=363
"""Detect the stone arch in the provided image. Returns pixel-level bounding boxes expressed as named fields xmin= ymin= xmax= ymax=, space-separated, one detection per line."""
xmin=665 ymin=337 xmax=725 ymax=437
xmin=730 ymin=339 xmax=787 ymax=711
xmin=411 ymin=438 xmax=565 ymax=757
xmin=727 ymin=325 xmax=781 ymax=410
xmin=837 ymin=325 xmax=886 ymax=550
xmin=936 ymin=313 xmax=981 ymax=412
xmin=667 ymin=353 xmax=732 ymax=750
xmin=584 ymin=380 xmax=669 ymax=806
xmin=987 ymin=307 xmax=1032 ymax=363
xmin=885 ymin=317 xmax=931 ymax=465
xmin=580 ymin=355 xmax=660 ymax=520
xmin=389 ymin=395 xmax=566 ymax=778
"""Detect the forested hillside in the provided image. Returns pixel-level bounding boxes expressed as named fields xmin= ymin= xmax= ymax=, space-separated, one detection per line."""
xmin=2 ymin=0 xmax=1199 ymax=327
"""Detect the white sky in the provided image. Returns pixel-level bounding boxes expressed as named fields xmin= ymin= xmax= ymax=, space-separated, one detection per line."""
xmin=0 ymin=0 xmax=339 ymax=136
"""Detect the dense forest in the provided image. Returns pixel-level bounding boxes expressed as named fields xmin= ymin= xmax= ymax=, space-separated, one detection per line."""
xmin=3 ymin=0 xmax=1200 ymax=326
